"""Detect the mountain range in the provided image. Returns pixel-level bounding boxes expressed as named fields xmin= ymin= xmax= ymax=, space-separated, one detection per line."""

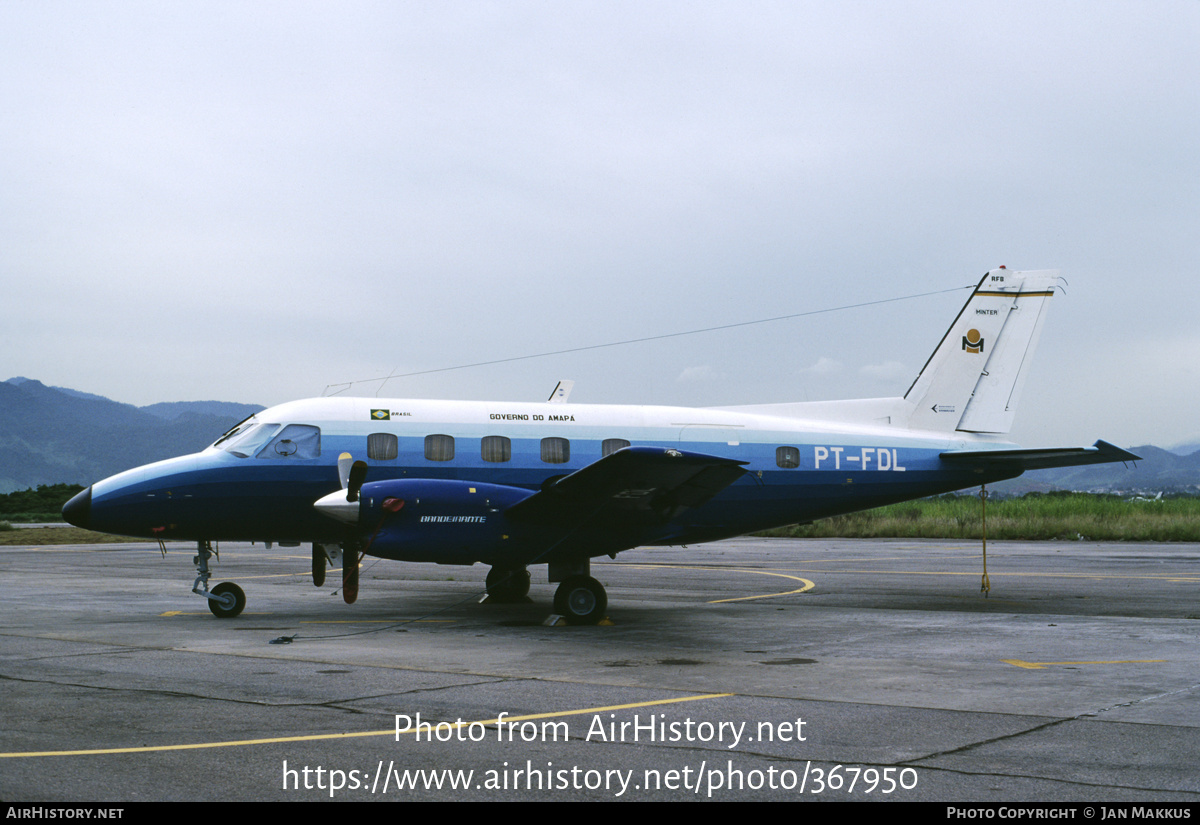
xmin=0 ymin=378 xmax=262 ymax=494
xmin=1 ymin=376 xmax=1197 ymax=496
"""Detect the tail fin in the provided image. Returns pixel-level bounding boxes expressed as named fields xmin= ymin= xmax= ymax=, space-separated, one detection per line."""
xmin=903 ymin=268 xmax=1058 ymax=434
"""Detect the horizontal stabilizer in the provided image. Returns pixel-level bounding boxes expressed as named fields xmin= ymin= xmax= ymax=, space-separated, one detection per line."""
xmin=507 ymin=446 xmax=747 ymax=526
xmin=939 ymin=440 xmax=1140 ymax=472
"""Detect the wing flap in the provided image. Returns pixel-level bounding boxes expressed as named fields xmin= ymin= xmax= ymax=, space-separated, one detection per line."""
xmin=940 ymin=440 xmax=1140 ymax=471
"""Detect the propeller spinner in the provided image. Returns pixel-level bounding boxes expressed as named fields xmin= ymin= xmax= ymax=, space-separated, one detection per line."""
xmin=314 ymin=452 xmax=369 ymax=523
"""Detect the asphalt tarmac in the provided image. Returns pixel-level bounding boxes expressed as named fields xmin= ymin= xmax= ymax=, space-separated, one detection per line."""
xmin=2 ymin=537 xmax=1198 ymax=802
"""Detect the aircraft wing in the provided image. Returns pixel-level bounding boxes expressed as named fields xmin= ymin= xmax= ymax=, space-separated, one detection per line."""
xmin=939 ymin=440 xmax=1140 ymax=471
xmin=506 ymin=446 xmax=748 ymax=527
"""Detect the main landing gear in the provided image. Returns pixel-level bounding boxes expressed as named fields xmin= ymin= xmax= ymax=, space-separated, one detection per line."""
xmin=553 ymin=575 xmax=607 ymax=625
xmin=485 ymin=566 xmax=532 ymax=603
xmin=486 ymin=562 xmax=608 ymax=624
xmin=193 ymin=540 xmax=245 ymax=618
xmin=549 ymin=559 xmax=608 ymax=625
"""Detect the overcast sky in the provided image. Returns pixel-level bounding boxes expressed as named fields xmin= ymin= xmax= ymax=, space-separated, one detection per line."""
xmin=3 ymin=1 xmax=1197 ymax=450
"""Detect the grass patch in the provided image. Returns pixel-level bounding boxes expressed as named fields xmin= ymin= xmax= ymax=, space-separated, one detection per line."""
xmin=758 ymin=493 xmax=1200 ymax=542
xmin=0 ymin=526 xmax=155 ymax=546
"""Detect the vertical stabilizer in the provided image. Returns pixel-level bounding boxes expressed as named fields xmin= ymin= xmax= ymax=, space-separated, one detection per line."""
xmin=903 ymin=269 xmax=1058 ymax=433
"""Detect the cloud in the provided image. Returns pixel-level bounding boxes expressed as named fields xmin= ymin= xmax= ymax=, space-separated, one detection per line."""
xmin=859 ymin=361 xmax=909 ymax=382
xmin=676 ymin=365 xmax=720 ymax=383
xmin=800 ymin=357 xmax=842 ymax=376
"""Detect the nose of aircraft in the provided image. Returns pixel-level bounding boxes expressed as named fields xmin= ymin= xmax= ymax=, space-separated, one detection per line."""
xmin=62 ymin=485 xmax=92 ymax=529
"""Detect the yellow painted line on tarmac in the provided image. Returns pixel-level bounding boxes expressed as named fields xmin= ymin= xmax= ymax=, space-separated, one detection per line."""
xmin=0 ymin=693 xmax=733 ymax=758
xmin=1002 ymin=659 xmax=1167 ymax=670
xmin=221 ymin=569 xmax=345 ymax=581
xmin=618 ymin=563 xmax=815 ymax=603
xmin=24 ymin=547 xmax=102 ymax=552
xmin=157 ymin=613 xmax=452 ymax=623
xmin=298 ymin=620 xmax=456 ymax=624
xmin=158 ymin=611 xmax=276 ymax=617
xmin=785 ymin=553 xmax=976 ymax=565
xmin=617 ymin=558 xmax=1200 ymax=584
xmin=782 ymin=568 xmax=1200 ymax=583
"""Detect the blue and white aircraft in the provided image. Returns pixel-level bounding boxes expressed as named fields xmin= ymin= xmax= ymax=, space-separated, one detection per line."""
xmin=63 ymin=268 xmax=1137 ymax=624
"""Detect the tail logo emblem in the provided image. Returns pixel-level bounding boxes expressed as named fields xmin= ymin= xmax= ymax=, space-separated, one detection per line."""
xmin=962 ymin=328 xmax=985 ymax=353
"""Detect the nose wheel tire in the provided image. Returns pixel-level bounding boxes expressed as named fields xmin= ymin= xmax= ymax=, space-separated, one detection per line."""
xmin=208 ymin=582 xmax=245 ymax=618
xmin=553 ymin=575 xmax=607 ymax=625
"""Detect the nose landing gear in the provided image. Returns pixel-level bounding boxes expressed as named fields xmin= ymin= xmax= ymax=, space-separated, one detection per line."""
xmin=208 ymin=581 xmax=246 ymax=618
xmin=192 ymin=540 xmax=245 ymax=618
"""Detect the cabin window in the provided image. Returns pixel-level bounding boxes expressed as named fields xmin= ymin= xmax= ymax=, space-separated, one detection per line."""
xmin=776 ymin=446 xmax=801 ymax=469
xmin=481 ymin=435 xmax=512 ymax=463
xmin=258 ymin=424 xmax=321 ymax=459
xmin=602 ymin=438 xmax=631 ymax=457
xmin=540 ymin=437 xmax=570 ymax=464
xmin=425 ymin=434 xmax=455 ymax=462
xmin=368 ymin=433 xmax=398 ymax=461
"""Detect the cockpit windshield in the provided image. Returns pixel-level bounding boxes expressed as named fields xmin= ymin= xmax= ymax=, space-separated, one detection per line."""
xmin=212 ymin=415 xmax=259 ymax=449
xmin=220 ymin=423 xmax=282 ymax=458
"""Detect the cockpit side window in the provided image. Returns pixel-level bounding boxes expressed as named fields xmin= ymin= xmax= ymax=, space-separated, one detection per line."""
xmin=256 ymin=424 xmax=321 ymax=460
xmin=222 ymin=423 xmax=281 ymax=457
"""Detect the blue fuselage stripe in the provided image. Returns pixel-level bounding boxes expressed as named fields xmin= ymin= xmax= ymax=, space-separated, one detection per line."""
xmin=85 ymin=427 xmax=1010 ymax=559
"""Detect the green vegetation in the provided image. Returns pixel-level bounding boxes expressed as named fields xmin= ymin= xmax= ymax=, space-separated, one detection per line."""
xmin=0 ymin=483 xmax=85 ymax=522
xmin=0 ymin=484 xmax=146 ymax=544
xmin=0 ymin=526 xmax=150 ymax=546
xmin=758 ymin=492 xmax=1200 ymax=542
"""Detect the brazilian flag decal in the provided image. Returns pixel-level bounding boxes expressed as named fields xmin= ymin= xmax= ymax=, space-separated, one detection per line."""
xmin=371 ymin=409 xmax=390 ymax=421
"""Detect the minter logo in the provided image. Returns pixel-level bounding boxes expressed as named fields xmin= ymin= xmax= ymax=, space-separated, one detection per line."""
xmin=962 ymin=329 xmax=984 ymax=353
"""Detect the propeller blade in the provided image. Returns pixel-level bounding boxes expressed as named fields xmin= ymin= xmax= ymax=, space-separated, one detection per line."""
xmin=337 ymin=452 xmax=354 ymax=490
xmin=347 ymin=460 xmax=369 ymax=502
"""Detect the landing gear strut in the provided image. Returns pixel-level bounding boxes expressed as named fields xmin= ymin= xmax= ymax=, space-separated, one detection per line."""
xmin=193 ymin=540 xmax=245 ymax=618
xmin=313 ymin=543 xmax=341 ymax=588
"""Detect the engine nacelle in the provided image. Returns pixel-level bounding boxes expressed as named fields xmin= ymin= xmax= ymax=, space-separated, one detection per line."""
xmin=355 ymin=478 xmax=537 ymax=564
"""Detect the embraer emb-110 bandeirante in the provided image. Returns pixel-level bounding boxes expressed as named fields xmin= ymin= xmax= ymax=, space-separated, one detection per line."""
xmin=63 ymin=268 xmax=1138 ymax=624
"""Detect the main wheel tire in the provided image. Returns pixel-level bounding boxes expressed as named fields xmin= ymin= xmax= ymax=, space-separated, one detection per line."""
xmin=553 ymin=575 xmax=607 ymax=625
xmin=208 ymin=582 xmax=245 ymax=619
xmin=486 ymin=567 xmax=531 ymax=602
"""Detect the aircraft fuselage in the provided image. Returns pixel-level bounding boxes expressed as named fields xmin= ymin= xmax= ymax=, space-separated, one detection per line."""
xmin=69 ymin=396 xmax=1011 ymax=563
